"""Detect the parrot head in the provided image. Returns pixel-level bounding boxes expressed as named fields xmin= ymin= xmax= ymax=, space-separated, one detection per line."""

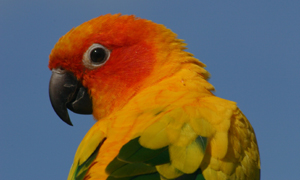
xmin=49 ymin=14 xmax=192 ymax=125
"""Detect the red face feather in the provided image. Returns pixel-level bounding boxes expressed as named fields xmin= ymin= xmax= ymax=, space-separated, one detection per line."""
xmin=49 ymin=14 xmax=157 ymax=79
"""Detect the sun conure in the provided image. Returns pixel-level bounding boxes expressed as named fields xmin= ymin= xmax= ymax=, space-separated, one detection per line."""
xmin=49 ymin=14 xmax=260 ymax=180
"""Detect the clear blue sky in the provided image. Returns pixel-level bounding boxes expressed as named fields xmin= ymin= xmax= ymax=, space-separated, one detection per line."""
xmin=1 ymin=1 xmax=299 ymax=179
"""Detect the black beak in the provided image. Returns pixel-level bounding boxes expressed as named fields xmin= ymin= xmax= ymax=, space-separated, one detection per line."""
xmin=49 ymin=68 xmax=93 ymax=126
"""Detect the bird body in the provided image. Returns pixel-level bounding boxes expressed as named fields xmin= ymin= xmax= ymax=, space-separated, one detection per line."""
xmin=49 ymin=14 xmax=260 ymax=180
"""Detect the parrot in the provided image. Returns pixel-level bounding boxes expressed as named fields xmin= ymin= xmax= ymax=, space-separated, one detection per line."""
xmin=48 ymin=14 xmax=260 ymax=180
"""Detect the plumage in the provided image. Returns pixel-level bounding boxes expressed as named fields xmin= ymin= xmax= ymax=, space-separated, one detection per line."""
xmin=49 ymin=14 xmax=260 ymax=180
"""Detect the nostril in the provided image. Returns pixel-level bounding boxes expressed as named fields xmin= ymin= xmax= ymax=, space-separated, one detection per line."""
xmin=52 ymin=67 xmax=66 ymax=74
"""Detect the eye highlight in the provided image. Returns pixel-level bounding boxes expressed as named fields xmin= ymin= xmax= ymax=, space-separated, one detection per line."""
xmin=83 ymin=43 xmax=110 ymax=69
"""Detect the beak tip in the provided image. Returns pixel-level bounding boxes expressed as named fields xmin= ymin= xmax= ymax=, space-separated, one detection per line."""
xmin=65 ymin=121 xmax=73 ymax=126
xmin=62 ymin=116 xmax=73 ymax=126
xmin=53 ymin=107 xmax=73 ymax=126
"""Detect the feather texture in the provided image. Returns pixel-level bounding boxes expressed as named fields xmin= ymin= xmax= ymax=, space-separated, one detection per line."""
xmin=49 ymin=14 xmax=260 ymax=180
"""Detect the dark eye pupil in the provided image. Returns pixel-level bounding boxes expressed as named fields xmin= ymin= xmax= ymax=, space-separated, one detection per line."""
xmin=90 ymin=48 xmax=106 ymax=63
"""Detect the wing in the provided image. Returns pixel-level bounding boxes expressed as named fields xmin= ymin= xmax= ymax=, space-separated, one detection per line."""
xmin=105 ymin=96 xmax=260 ymax=180
xmin=195 ymin=97 xmax=261 ymax=180
xmin=105 ymin=137 xmax=206 ymax=180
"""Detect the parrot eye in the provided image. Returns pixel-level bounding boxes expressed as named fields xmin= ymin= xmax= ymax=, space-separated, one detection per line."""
xmin=83 ymin=43 xmax=110 ymax=69
xmin=91 ymin=48 xmax=106 ymax=63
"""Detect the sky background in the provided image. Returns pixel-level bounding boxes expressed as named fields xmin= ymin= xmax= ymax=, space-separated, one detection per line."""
xmin=1 ymin=1 xmax=299 ymax=179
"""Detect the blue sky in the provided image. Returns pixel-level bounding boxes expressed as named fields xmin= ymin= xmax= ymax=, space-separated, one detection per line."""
xmin=1 ymin=1 xmax=299 ymax=179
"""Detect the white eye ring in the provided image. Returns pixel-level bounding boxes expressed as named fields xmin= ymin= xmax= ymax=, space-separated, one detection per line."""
xmin=82 ymin=43 xmax=111 ymax=69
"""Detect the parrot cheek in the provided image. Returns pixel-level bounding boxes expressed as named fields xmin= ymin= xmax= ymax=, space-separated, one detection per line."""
xmin=49 ymin=68 xmax=93 ymax=126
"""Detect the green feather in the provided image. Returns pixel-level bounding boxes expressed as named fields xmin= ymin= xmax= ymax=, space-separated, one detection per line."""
xmin=132 ymin=173 xmax=161 ymax=180
xmin=117 ymin=137 xmax=142 ymax=161
xmin=107 ymin=173 xmax=161 ymax=180
xmin=144 ymin=147 xmax=170 ymax=166
xmin=106 ymin=137 xmax=168 ymax=179
xmin=166 ymin=169 xmax=206 ymax=180
xmin=118 ymin=137 xmax=168 ymax=163
xmin=195 ymin=174 xmax=206 ymax=180
xmin=109 ymin=162 xmax=156 ymax=178
xmin=106 ymin=176 xmax=132 ymax=180
xmin=106 ymin=157 xmax=127 ymax=175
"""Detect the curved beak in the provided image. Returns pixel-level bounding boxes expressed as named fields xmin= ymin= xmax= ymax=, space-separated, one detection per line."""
xmin=49 ymin=68 xmax=93 ymax=126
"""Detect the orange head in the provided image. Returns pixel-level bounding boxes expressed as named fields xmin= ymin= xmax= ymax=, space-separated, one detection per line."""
xmin=49 ymin=14 xmax=195 ymax=120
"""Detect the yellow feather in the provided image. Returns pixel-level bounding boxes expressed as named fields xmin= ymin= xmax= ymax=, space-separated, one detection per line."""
xmin=235 ymin=166 xmax=246 ymax=179
xmin=156 ymin=163 xmax=183 ymax=179
xmin=210 ymin=132 xmax=228 ymax=159
xmin=202 ymin=167 xmax=218 ymax=180
xmin=164 ymin=113 xmax=185 ymax=144
xmin=139 ymin=119 xmax=170 ymax=149
xmin=219 ymin=160 xmax=237 ymax=176
xmin=207 ymin=156 xmax=220 ymax=171
xmin=173 ymin=123 xmax=197 ymax=147
xmin=170 ymin=137 xmax=205 ymax=173
xmin=186 ymin=105 xmax=215 ymax=137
